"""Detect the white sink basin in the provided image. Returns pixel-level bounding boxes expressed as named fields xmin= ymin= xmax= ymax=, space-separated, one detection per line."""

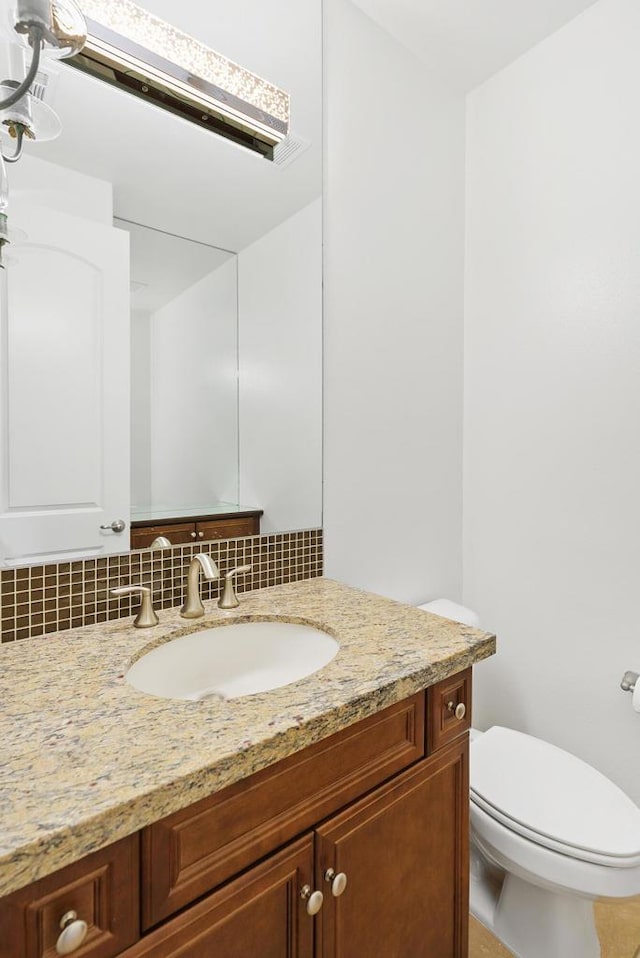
xmin=126 ymin=620 xmax=339 ymax=701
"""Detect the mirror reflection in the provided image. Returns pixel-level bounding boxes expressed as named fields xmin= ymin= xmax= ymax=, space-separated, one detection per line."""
xmin=122 ymin=220 xmax=239 ymax=515
xmin=0 ymin=0 xmax=322 ymax=567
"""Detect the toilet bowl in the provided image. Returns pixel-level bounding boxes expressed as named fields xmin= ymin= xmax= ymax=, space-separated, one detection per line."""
xmin=419 ymin=599 xmax=640 ymax=958
xmin=470 ymin=726 xmax=640 ymax=958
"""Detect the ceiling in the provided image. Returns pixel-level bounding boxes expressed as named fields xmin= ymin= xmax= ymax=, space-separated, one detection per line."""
xmin=23 ymin=0 xmax=322 ymax=252
xmin=8 ymin=0 xmax=600 ymax=251
xmin=351 ymin=0 xmax=599 ymax=92
xmin=115 ymin=218 xmax=233 ymax=313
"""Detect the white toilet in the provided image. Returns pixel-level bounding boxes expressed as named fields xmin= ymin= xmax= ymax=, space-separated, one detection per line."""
xmin=420 ymin=599 xmax=640 ymax=958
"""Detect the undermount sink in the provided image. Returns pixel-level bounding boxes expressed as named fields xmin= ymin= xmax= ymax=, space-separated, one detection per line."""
xmin=126 ymin=620 xmax=339 ymax=701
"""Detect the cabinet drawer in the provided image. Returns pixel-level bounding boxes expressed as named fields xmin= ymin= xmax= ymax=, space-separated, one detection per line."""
xmin=0 ymin=835 xmax=139 ymax=958
xmin=427 ymin=668 xmax=472 ymax=752
xmin=131 ymin=523 xmax=196 ymax=549
xmin=142 ymin=692 xmax=425 ymax=927
xmin=196 ymin=517 xmax=258 ymax=541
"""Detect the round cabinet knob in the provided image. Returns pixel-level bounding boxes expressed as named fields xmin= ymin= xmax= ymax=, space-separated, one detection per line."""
xmin=191 ymin=531 xmax=197 ymax=539
xmin=325 ymin=868 xmax=348 ymax=897
xmin=300 ymin=885 xmax=324 ymax=916
xmin=198 ymin=531 xmax=204 ymax=538
xmin=56 ymin=911 xmax=88 ymax=955
xmin=447 ymin=701 xmax=466 ymax=721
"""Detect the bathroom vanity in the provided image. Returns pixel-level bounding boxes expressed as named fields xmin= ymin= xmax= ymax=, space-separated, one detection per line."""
xmin=129 ymin=506 xmax=263 ymax=549
xmin=0 ymin=579 xmax=494 ymax=957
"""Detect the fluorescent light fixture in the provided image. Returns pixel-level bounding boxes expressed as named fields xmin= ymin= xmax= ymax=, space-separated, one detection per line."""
xmin=69 ymin=0 xmax=290 ymax=159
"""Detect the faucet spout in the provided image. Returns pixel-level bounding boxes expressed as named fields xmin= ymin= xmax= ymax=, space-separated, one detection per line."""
xmin=181 ymin=554 xmax=219 ymax=619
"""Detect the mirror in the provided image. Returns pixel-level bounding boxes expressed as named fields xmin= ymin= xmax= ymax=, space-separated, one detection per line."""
xmin=120 ymin=219 xmax=239 ymax=513
xmin=0 ymin=0 xmax=322 ymax=567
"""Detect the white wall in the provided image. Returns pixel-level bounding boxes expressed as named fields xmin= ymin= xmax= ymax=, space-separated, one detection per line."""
xmin=131 ymin=310 xmax=152 ymax=508
xmin=8 ymin=154 xmax=113 ymax=224
xmin=150 ymin=258 xmax=238 ymax=507
xmin=464 ymin=0 xmax=640 ymax=801
xmin=238 ymin=198 xmax=323 ymax=532
xmin=323 ymin=0 xmax=466 ymax=602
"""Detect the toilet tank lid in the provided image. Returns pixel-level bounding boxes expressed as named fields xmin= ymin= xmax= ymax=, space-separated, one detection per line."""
xmin=418 ymin=599 xmax=480 ymax=628
xmin=471 ymin=727 xmax=640 ymax=865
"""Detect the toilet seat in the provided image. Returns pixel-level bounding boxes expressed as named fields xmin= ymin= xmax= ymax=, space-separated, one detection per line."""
xmin=471 ymin=800 xmax=640 ymax=902
xmin=471 ymin=727 xmax=640 ymax=867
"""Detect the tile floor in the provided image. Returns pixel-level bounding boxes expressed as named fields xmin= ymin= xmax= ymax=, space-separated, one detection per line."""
xmin=469 ymin=896 xmax=640 ymax=957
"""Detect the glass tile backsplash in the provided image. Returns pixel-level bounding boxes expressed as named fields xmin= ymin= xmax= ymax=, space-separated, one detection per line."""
xmin=0 ymin=529 xmax=323 ymax=642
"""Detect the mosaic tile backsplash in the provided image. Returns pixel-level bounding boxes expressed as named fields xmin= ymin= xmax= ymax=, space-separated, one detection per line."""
xmin=0 ymin=529 xmax=323 ymax=642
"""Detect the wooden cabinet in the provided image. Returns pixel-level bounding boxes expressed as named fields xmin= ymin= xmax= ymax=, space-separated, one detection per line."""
xmin=0 ymin=835 xmax=139 ymax=958
xmin=427 ymin=667 xmax=472 ymax=752
xmin=130 ymin=513 xmax=262 ymax=550
xmin=121 ymin=837 xmax=314 ymax=958
xmin=316 ymin=740 xmax=468 ymax=958
xmin=142 ymin=692 xmax=425 ymax=927
xmin=1 ymin=672 xmax=472 ymax=958
xmin=130 ymin=523 xmax=197 ymax=549
xmin=127 ymin=739 xmax=467 ymax=958
xmin=195 ymin=517 xmax=259 ymax=541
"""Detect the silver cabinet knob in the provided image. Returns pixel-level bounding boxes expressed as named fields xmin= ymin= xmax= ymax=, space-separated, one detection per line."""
xmin=56 ymin=910 xmax=88 ymax=955
xmin=300 ymin=885 xmax=324 ymax=916
xmin=324 ymin=868 xmax=348 ymax=897
xmin=198 ymin=531 xmax=204 ymax=538
xmin=191 ymin=531 xmax=197 ymax=539
xmin=100 ymin=519 xmax=126 ymax=533
xmin=447 ymin=701 xmax=466 ymax=721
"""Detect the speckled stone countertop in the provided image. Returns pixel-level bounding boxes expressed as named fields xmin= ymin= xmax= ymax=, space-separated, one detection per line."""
xmin=0 ymin=577 xmax=495 ymax=898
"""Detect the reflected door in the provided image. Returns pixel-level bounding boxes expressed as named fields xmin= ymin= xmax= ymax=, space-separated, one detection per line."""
xmin=0 ymin=203 xmax=130 ymax=565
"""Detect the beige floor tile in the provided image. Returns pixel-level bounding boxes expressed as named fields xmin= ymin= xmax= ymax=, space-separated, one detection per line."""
xmin=469 ymin=917 xmax=514 ymax=957
xmin=469 ymin=896 xmax=640 ymax=958
xmin=595 ymin=897 xmax=640 ymax=958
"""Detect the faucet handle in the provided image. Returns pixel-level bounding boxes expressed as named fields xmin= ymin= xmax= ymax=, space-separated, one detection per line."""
xmin=111 ymin=585 xmax=159 ymax=628
xmin=218 ymin=565 xmax=252 ymax=610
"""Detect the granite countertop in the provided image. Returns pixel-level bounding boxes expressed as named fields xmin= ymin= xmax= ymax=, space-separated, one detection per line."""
xmin=0 ymin=577 xmax=495 ymax=898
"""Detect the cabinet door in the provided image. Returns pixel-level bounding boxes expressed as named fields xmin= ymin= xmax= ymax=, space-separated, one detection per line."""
xmin=195 ymin=517 xmax=259 ymax=541
xmin=121 ymin=835 xmax=315 ymax=958
xmin=316 ymin=740 xmax=468 ymax=958
xmin=130 ymin=523 xmax=196 ymax=549
xmin=142 ymin=692 xmax=424 ymax=928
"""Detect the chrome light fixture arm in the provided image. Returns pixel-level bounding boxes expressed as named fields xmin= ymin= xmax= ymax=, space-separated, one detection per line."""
xmin=0 ymin=23 xmax=44 ymax=113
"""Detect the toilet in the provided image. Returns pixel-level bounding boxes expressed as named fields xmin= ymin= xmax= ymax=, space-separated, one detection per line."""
xmin=420 ymin=599 xmax=640 ymax=958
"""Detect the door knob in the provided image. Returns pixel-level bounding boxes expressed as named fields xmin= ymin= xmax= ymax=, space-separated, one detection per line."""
xmin=100 ymin=519 xmax=126 ymax=533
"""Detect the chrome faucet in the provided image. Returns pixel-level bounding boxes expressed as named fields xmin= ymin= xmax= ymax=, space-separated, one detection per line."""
xmin=150 ymin=536 xmax=171 ymax=549
xmin=181 ymin=554 xmax=219 ymax=619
